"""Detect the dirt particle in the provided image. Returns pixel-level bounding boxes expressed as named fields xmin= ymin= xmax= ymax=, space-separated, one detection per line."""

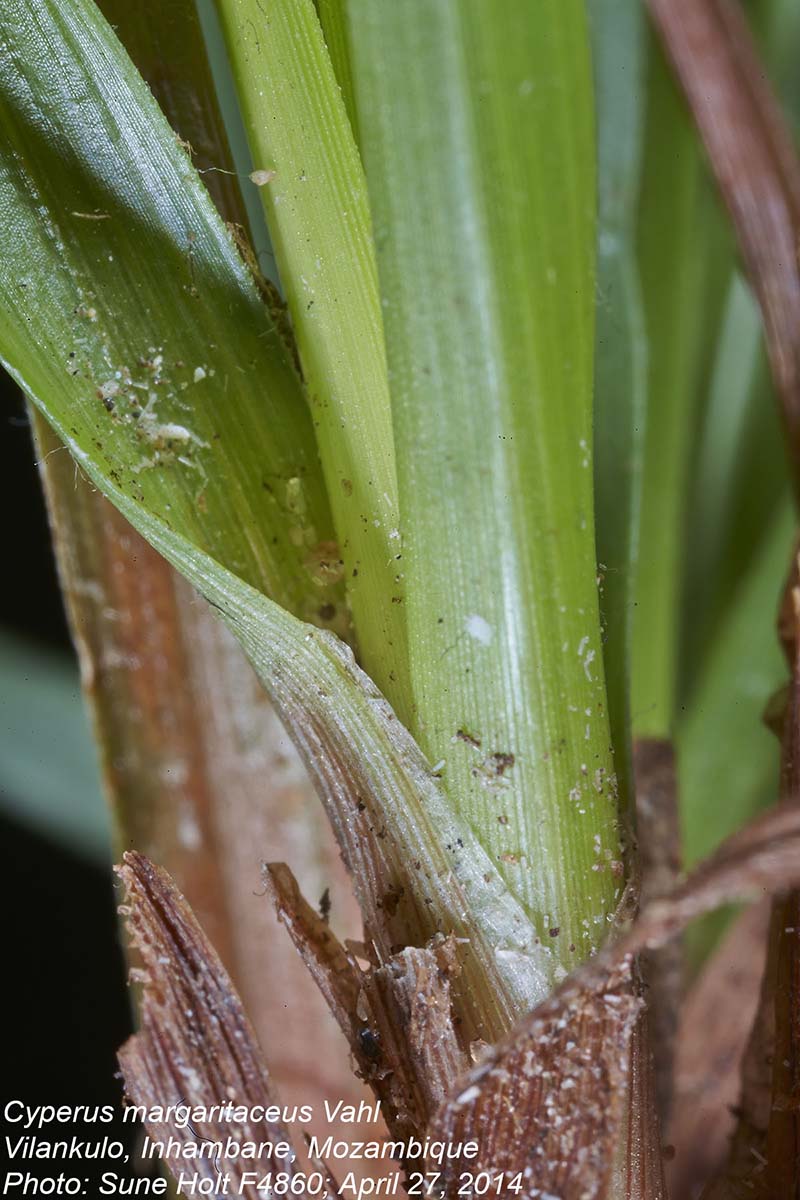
xmin=305 ymin=540 xmax=345 ymax=586
xmin=97 ymin=380 xmax=118 ymax=402
xmin=492 ymin=751 xmax=515 ymax=776
xmin=455 ymin=728 xmax=481 ymax=749
xmin=473 ymin=749 xmax=515 ymax=789
xmin=380 ymin=885 xmax=405 ymax=917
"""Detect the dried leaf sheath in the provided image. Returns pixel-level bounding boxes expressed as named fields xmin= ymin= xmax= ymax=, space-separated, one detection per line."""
xmin=667 ymin=902 xmax=770 ymax=1199
xmin=49 ymin=459 xmax=370 ymax=1152
xmin=647 ymin=0 xmax=800 ymax=490
xmin=117 ymin=853 xmax=323 ymax=1198
xmin=699 ymin=573 xmax=800 ymax=1196
xmin=427 ymin=797 xmax=800 ymax=1199
xmin=431 ymin=962 xmax=643 ymax=1200
xmin=115 ymin=779 xmax=800 ymax=1200
xmin=633 ymin=738 xmax=682 ymax=1123
xmin=764 ymin=573 xmax=800 ymax=1194
xmin=158 ymin=593 xmax=363 ymax=1114
xmin=266 ymin=863 xmax=466 ymax=1150
xmin=36 ymin=428 xmax=233 ymax=958
xmin=619 ymin=1015 xmax=669 ymax=1200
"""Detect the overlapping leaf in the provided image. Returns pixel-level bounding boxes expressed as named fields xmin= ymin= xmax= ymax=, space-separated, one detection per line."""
xmin=0 ymin=0 xmax=341 ymax=628
xmin=0 ymin=0 xmax=554 ymax=1041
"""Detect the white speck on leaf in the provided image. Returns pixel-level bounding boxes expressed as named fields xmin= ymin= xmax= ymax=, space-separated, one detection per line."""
xmin=465 ymin=614 xmax=493 ymax=645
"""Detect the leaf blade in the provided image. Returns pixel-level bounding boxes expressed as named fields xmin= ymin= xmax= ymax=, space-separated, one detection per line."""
xmin=348 ymin=0 xmax=623 ymax=988
xmin=214 ymin=0 xmax=408 ymax=711
xmin=589 ymin=0 xmax=648 ymax=808
xmin=0 ymin=0 xmax=341 ymax=625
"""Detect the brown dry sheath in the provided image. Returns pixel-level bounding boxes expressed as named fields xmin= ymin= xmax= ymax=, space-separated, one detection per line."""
xmin=647 ymin=0 xmax=800 ymax=496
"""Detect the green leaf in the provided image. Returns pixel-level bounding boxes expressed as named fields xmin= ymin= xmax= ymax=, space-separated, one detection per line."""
xmin=0 ymin=630 xmax=109 ymax=859
xmin=632 ymin=41 xmax=731 ymax=738
xmin=348 ymin=0 xmax=623 ymax=987
xmin=214 ymin=0 xmax=408 ymax=715
xmin=96 ymin=0 xmax=248 ymax=228
xmin=194 ymin=0 xmax=279 ymax=281
xmin=681 ymin=275 xmax=787 ymax=690
xmin=679 ymin=497 xmax=791 ymax=864
xmin=750 ymin=0 xmax=800 ymax=136
xmin=0 ymin=0 xmax=342 ymax=628
xmin=588 ymin=0 xmax=648 ymax=809
xmin=314 ymin=0 xmax=359 ymax=144
xmin=678 ymin=496 xmax=793 ymax=964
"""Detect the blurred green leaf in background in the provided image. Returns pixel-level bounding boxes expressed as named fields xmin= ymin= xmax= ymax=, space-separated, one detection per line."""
xmin=0 ymin=630 xmax=108 ymax=859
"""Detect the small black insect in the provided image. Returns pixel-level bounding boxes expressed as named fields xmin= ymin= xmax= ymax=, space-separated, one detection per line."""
xmin=318 ymin=886 xmax=331 ymax=923
xmin=357 ymin=1026 xmax=381 ymax=1062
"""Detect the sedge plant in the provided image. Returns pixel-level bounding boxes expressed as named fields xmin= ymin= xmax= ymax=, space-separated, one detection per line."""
xmin=2 ymin=0 xmax=800 ymax=1195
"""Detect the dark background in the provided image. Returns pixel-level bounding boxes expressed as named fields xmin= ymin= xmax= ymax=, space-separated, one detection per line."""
xmin=2 ymin=374 xmax=136 ymax=1180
